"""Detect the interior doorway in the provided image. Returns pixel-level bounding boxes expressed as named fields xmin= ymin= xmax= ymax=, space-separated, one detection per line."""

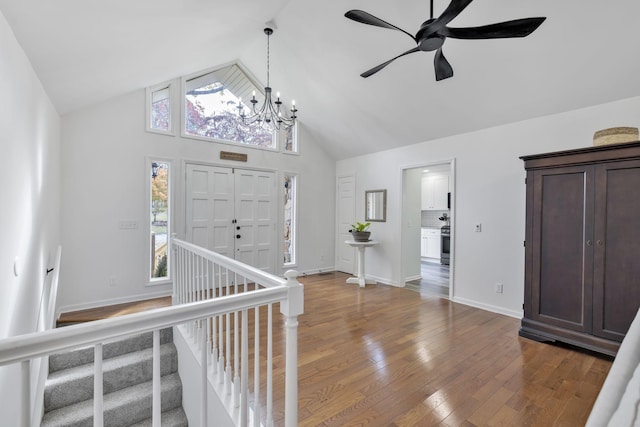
xmin=401 ymin=160 xmax=454 ymax=298
xmin=185 ymin=163 xmax=277 ymax=274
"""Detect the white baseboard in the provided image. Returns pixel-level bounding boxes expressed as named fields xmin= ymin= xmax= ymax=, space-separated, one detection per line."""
xmin=56 ymin=289 xmax=172 ymax=318
xmin=366 ymin=274 xmax=399 ymax=287
xmin=297 ymin=265 xmax=336 ymax=277
xmin=403 ymin=275 xmax=421 ymax=283
xmin=452 ymin=296 xmax=523 ymax=319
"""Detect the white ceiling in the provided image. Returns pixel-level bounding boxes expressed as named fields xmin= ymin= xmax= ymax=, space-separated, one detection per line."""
xmin=2 ymin=0 xmax=640 ymax=160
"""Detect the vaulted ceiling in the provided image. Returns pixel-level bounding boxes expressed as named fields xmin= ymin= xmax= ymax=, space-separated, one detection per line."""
xmin=2 ymin=0 xmax=640 ymax=160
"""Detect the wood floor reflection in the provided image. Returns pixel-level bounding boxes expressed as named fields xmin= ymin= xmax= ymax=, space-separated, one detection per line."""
xmin=289 ymin=272 xmax=611 ymax=426
xmin=406 ymin=260 xmax=450 ymax=298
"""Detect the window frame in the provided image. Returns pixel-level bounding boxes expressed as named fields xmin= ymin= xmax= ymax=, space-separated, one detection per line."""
xmin=281 ymin=121 xmax=300 ymax=155
xmin=282 ymin=172 xmax=298 ymax=268
xmin=145 ymin=81 xmax=175 ymax=136
xmin=146 ymin=157 xmax=172 ymax=286
xmin=180 ymin=63 xmax=280 ymax=152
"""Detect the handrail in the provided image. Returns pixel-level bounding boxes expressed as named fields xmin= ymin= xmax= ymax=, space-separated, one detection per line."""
xmin=0 ymin=239 xmax=303 ymax=427
xmin=0 ymin=287 xmax=287 ymax=366
xmin=172 ymin=238 xmax=285 ymax=289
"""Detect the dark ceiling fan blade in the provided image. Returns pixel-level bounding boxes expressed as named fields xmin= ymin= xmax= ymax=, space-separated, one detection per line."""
xmin=434 ymin=48 xmax=454 ymax=81
xmin=360 ymin=47 xmax=420 ymax=78
xmin=420 ymin=0 xmax=474 ymax=38
xmin=441 ymin=17 xmax=546 ymax=39
xmin=345 ymin=10 xmax=416 ymax=41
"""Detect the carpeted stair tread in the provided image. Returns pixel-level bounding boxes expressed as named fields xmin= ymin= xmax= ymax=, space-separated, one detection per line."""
xmin=49 ymin=328 xmax=173 ymax=373
xmin=45 ymin=342 xmax=177 ymax=411
xmin=41 ymin=372 xmax=183 ymax=427
xmin=128 ymin=407 xmax=189 ymax=427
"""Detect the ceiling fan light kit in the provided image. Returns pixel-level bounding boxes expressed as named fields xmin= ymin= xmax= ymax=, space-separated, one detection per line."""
xmin=345 ymin=0 xmax=546 ymax=81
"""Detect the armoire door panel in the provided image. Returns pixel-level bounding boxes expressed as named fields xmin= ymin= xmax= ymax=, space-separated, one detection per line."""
xmin=593 ymin=160 xmax=640 ymax=340
xmin=531 ymin=166 xmax=594 ymax=331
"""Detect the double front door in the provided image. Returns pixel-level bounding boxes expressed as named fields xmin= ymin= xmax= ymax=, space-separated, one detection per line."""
xmin=186 ymin=164 xmax=277 ymax=273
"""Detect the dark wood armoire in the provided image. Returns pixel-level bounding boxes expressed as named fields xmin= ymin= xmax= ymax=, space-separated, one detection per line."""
xmin=520 ymin=141 xmax=640 ymax=356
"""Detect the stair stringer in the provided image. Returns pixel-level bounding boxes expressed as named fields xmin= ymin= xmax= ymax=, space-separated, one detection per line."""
xmin=173 ymin=325 xmax=237 ymax=427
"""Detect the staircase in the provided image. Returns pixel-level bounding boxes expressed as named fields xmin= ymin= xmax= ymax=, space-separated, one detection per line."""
xmin=41 ymin=328 xmax=188 ymax=426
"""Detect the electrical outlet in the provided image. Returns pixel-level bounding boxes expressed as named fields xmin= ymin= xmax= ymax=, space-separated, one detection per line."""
xmin=109 ymin=276 xmax=117 ymax=287
xmin=475 ymin=223 xmax=482 ymax=232
xmin=495 ymin=283 xmax=503 ymax=293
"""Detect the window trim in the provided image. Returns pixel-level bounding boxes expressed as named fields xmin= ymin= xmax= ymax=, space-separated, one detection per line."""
xmin=146 ymin=157 xmax=173 ymax=286
xmin=180 ymin=62 xmax=281 ymax=152
xmin=282 ymin=172 xmax=299 ymax=268
xmin=281 ymin=121 xmax=300 ymax=155
xmin=145 ymin=81 xmax=175 ymax=136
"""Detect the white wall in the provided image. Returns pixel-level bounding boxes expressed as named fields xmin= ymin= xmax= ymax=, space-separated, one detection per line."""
xmin=0 ymin=10 xmax=61 ymax=425
xmin=59 ymin=81 xmax=335 ymax=312
xmin=337 ymin=96 xmax=640 ymax=318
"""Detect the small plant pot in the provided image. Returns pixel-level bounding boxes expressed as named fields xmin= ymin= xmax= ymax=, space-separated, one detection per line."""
xmin=351 ymin=231 xmax=371 ymax=242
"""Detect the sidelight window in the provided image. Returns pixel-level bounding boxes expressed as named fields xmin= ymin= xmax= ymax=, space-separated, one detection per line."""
xmin=149 ymin=160 xmax=170 ymax=282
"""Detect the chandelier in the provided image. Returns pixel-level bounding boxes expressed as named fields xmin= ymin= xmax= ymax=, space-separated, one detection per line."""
xmin=237 ymin=28 xmax=298 ymax=130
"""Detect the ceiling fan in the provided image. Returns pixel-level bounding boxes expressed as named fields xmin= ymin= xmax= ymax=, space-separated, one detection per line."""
xmin=345 ymin=0 xmax=546 ymax=81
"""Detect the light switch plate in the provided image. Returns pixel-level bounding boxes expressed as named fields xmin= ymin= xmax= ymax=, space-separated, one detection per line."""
xmin=119 ymin=220 xmax=138 ymax=230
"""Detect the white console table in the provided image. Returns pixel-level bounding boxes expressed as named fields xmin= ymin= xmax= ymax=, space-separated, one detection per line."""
xmin=344 ymin=240 xmax=379 ymax=287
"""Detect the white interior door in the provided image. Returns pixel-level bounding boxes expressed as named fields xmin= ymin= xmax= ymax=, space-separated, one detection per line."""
xmin=337 ymin=174 xmax=356 ymax=274
xmin=186 ymin=164 xmax=276 ymax=273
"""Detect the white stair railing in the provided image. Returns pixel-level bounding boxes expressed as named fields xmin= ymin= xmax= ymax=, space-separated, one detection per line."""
xmin=172 ymin=238 xmax=303 ymax=427
xmin=0 ymin=240 xmax=303 ymax=427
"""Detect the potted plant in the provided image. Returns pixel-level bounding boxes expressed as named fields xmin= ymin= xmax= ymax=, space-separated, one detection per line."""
xmin=350 ymin=221 xmax=371 ymax=242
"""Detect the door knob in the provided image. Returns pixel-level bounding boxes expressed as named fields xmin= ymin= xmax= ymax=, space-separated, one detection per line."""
xmin=587 ymin=240 xmax=592 ymax=246
xmin=236 ymin=234 xmax=241 ymax=239
xmin=236 ymin=226 xmax=241 ymax=230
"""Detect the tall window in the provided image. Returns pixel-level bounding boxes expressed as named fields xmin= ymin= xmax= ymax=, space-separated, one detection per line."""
xmin=283 ymin=122 xmax=298 ymax=153
xmin=284 ymin=174 xmax=297 ymax=265
xmin=148 ymin=84 xmax=172 ymax=133
xmin=150 ymin=161 xmax=170 ymax=281
xmin=184 ymin=64 xmax=276 ymax=149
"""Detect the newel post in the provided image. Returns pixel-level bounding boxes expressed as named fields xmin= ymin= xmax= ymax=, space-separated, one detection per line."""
xmin=280 ymin=270 xmax=304 ymax=427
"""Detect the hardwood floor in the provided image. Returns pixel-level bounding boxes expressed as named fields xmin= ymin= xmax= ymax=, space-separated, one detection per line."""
xmin=57 ymin=296 xmax=172 ymax=326
xmin=406 ymin=260 xmax=450 ymax=297
xmin=59 ymin=272 xmax=612 ymax=426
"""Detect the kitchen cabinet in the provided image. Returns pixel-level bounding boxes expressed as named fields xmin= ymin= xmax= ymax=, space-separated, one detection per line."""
xmin=421 ymin=175 xmax=449 ymax=210
xmin=520 ymin=141 xmax=640 ymax=356
xmin=421 ymin=228 xmax=441 ymax=260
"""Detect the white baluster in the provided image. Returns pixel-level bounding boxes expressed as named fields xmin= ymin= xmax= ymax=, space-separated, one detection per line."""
xmin=253 ymin=306 xmax=260 ymax=427
xmin=226 ymin=311 xmax=232 ymax=396
xmin=21 ymin=360 xmax=30 ymax=427
xmin=200 ymin=322 xmax=207 ymax=427
xmin=241 ymin=309 xmax=249 ymax=427
xmin=232 ymin=309 xmax=238 ymax=404
xmin=94 ymin=343 xmax=104 ymax=427
xmin=153 ymin=330 xmax=160 ymax=427
xmin=266 ymin=303 xmax=274 ymax=427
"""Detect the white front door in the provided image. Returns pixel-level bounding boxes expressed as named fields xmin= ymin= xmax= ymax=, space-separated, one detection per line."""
xmin=234 ymin=169 xmax=276 ymax=273
xmin=186 ymin=164 xmax=277 ymax=273
xmin=336 ymin=174 xmax=356 ymax=274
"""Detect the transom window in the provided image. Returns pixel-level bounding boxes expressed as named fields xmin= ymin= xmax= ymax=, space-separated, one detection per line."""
xmin=184 ymin=64 xmax=276 ymax=149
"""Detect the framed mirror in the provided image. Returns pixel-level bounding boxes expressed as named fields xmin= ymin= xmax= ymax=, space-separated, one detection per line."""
xmin=365 ymin=189 xmax=387 ymax=222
